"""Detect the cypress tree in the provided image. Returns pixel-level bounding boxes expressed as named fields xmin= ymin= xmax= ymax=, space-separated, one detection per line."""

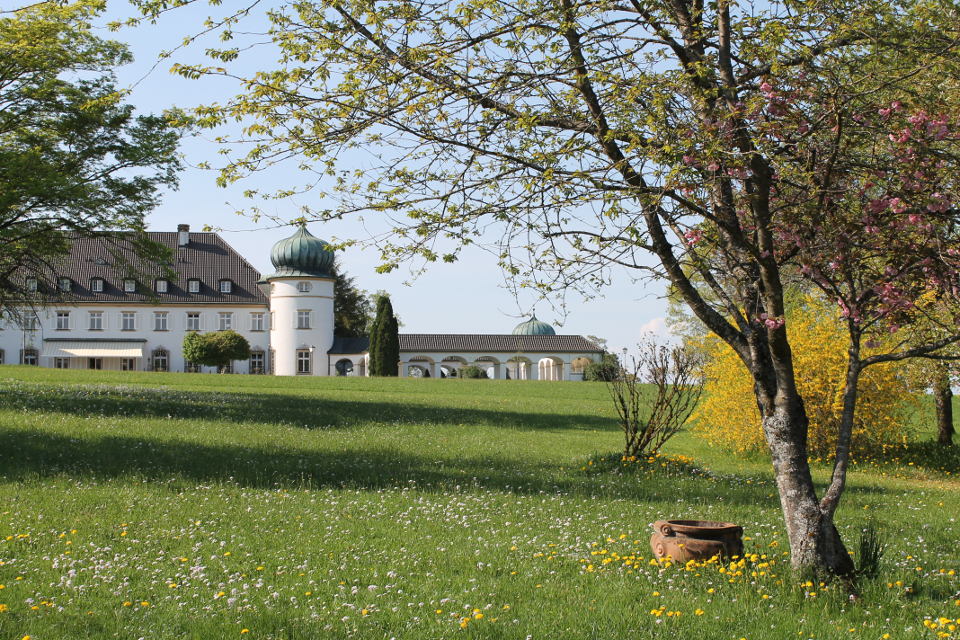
xmin=367 ymin=296 xmax=385 ymax=375
xmin=384 ymin=303 xmax=400 ymax=376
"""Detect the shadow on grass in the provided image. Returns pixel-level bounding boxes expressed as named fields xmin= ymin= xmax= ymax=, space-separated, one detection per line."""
xmin=0 ymin=382 xmax=610 ymax=432
xmin=0 ymin=426 xmax=800 ymax=507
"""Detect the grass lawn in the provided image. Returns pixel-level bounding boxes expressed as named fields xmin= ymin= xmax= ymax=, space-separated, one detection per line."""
xmin=1 ymin=366 xmax=959 ymax=639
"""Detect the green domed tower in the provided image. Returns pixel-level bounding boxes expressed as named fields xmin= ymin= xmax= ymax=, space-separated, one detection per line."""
xmin=512 ymin=314 xmax=556 ymax=336
xmin=265 ymin=225 xmax=336 ymax=376
xmin=264 ymin=224 xmax=335 ymax=279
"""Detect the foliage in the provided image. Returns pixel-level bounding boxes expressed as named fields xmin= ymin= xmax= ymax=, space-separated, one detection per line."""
xmin=855 ymin=524 xmax=887 ymax=581
xmin=0 ymin=1 xmax=181 ymax=308
xmin=332 ymin=259 xmax=373 ymax=338
xmin=583 ymin=353 xmax=620 ymax=382
xmin=368 ymin=295 xmax=399 ymax=376
xmin=135 ymin=0 xmax=960 ymax=574
xmin=459 ymin=365 xmax=488 ymax=379
xmin=609 ymin=340 xmax=703 ymax=458
xmin=181 ymin=330 xmax=251 ymax=370
xmin=695 ymin=300 xmax=917 ymax=456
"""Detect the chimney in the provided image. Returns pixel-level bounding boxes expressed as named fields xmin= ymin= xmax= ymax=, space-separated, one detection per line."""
xmin=177 ymin=224 xmax=190 ymax=247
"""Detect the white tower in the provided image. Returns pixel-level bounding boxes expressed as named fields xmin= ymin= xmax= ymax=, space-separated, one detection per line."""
xmin=264 ymin=225 xmax=336 ymax=376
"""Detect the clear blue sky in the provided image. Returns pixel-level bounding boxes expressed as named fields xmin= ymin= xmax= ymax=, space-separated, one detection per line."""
xmin=94 ymin=1 xmax=671 ymax=353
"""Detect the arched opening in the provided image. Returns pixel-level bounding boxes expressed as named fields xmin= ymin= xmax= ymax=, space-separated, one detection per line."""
xmin=506 ymin=356 xmax=533 ymax=380
xmin=406 ymin=356 xmax=434 ymax=378
xmin=570 ymin=357 xmax=592 ymax=380
xmin=439 ymin=356 xmax=467 ymax=378
xmin=335 ymin=358 xmax=354 ymax=376
xmin=473 ymin=356 xmax=501 ymax=379
xmin=537 ymin=357 xmax=564 ymax=381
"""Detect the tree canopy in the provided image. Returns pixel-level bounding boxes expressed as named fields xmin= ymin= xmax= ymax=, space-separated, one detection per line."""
xmin=0 ymin=1 xmax=181 ymax=308
xmin=182 ymin=330 xmax=251 ymax=370
xmin=135 ymin=0 xmax=960 ymax=576
xmin=332 ymin=259 xmax=374 ymax=337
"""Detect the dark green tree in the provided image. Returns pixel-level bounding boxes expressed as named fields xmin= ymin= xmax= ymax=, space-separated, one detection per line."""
xmin=182 ymin=331 xmax=251 ymax=371
xmin=0 ymin=2 xmax=181 ymax=308
xmin=368 ymin=295 xmax=399 ymax=376
xmin=332 ymin=260 xmax=373 ymax=338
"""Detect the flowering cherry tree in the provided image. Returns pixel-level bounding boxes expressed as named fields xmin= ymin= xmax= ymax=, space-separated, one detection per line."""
xmin=135 ymin=0 xmax=960 ymax=575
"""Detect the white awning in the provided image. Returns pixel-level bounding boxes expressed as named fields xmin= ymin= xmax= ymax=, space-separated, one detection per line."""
xmin=41 ymin=341 xmax=145 ymax=358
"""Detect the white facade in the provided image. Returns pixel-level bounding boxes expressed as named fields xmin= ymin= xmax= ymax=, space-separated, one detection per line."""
xmin=268 ymin=277 xmax=335 ymax=376
xmin=0 ymin=304 xmax=271 ymax=373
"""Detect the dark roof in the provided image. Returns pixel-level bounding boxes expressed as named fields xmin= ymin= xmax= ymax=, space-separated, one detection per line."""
xmin=400 ymin=334 xmax=602 ymax=353
xmin=328 ymin=336 xmax=371 ymax=354
xmin=42 ymin=231 xmax=267 ymax=305
xmin=328 ymin=333 xmax=602 ymax=355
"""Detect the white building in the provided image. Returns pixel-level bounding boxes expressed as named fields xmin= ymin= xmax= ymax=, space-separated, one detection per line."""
xmin=0 ymin=225 xmax=603 ymax=379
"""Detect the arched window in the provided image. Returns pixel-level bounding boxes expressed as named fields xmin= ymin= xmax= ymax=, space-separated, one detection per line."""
xmin=152 ymin=348 xmax=169 ymax=372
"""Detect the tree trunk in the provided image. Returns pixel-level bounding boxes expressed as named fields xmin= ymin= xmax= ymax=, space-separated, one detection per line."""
xmin=761 ymin=397 xmax=856 ymax=576
xmin=934 ymin=369 xmax=954 ymax=446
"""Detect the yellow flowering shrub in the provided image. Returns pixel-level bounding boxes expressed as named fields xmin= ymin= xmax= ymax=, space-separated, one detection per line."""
xmin=694 ymin=300 xmax=917 ymax=456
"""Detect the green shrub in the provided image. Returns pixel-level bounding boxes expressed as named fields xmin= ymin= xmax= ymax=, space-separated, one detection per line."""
xmin=460 ymin=365 xmax=488 ymax=379
xmin=584 ymin=353 xmax=620 ymax=381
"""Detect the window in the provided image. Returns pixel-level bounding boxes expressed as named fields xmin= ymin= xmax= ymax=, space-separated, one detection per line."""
xmin=54 ymin=357 xmax=70 ymax=369
xmin=152 ymin=349 xmax=169 ymax=372
xmin=121 ymin=358 xmax=136 ymax=371
xmin=0 ymin=350 xmax=4 ymax=365
xmin=26 ymin=277 xmax=37 ymax=292
xmin=88 ymin=311 xmax=103 ymax=331
xmin=185 ymin=361 xmax=201 ymax=373
xmin=23 ymin=315 xmax=38 ymax=331
xmin=154 ymin=312 xmax=168 ymax=331
xmin=21 ymin=349 xmax=38 ymax=365
xmin=218 ymin=312 xmax=232 ymax=331
xmin=123 ymin=279 xmax=136 ymax=293
xmin=296 ymin=349 xmax=312 ymax=375
xmin=58 ymin=277 xmax=72 ymax=292
xmin=297 ymin=281 xmax=312 ymax=293
xmin=186 ymin=312 xmax=200 ymax=331
xmin=249 ymin=351 xmax=265 ymax=374
xmin=188 ymin=279 xmax=201 ymax=293
xmin=297 ymin=310 xmax=311 ymax=329
xmin=250 ymin=312 xmax=265 ymax=332
xmin=155 ymin=279 xmax=168 ymax=293
xmin=219 ymin=279 xmax=233 ymax=293
xmin=91 ymin=278 xmax=104 ymax=293
xmin=88 ymin=358 xmax=103 ymax=370
xmin=121 ymin=312 xmax=135 ymax=331
xmin=56 ymin=311 xmax=70 ymax=330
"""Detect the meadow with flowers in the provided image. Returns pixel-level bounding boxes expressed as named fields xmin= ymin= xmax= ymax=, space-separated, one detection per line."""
xmin=1 ymin=365 xmax=959 ymax=639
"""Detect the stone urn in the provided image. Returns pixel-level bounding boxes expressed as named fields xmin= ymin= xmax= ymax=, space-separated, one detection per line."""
xmin=650 ymin=520 xmax=744 ymax=562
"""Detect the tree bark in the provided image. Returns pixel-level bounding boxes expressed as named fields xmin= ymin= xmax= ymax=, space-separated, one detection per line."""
xmin=934 ymin=368 xmax=955 ymax=446
xmin=761 ymin=392 xmax=856 ymax=576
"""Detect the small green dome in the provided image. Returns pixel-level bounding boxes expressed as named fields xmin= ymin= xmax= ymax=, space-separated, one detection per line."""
xmin=265 ymin=225 xmax=335 ymax=279
xmin=512 ymin=315 xmax=556 ymax=336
